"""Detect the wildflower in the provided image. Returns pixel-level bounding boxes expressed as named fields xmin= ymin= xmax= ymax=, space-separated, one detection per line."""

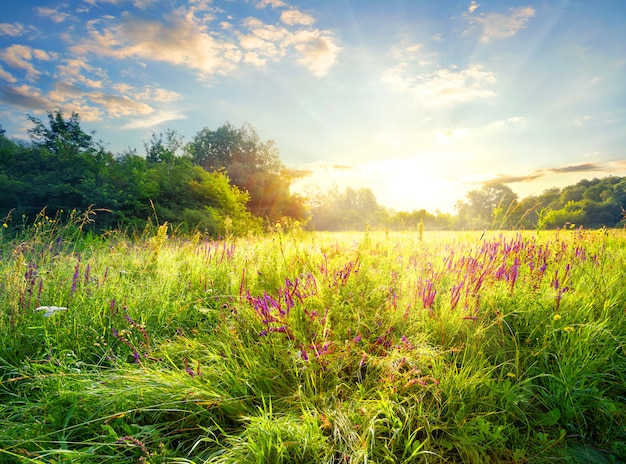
xmin=553 ymin=314 xmax=562 ymax=321
xmin=35 ymin=305 xmax=68 ymax=317
xmin=564 ymin=326 xmax=575 ymax=333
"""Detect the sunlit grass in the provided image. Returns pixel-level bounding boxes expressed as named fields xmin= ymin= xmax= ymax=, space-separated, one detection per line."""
xmin=1 ymin=221 xmax=625 ymax=463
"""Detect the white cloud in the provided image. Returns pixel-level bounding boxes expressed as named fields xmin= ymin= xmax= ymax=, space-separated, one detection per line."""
xmin=134 ymin=85 xmax=183 ymax=102
xmin=73 ymin=12 xmax=242 ymax=76
xmin=89 ymin=91 xmax=153 ymax=118
xmin=0 ymin=45 xmax=57 ymax=80
xmin=71 ymin=4 xmax=339 ymax=79
xmin=123 ymin=109 xmax=187 ymax=129
xmin=291 ymin=30 xmax=340 ymax=76
xmin=0 ymin=23 xmax=24 ymax=36
xmin=255 ymin=0 xmax=287 ymax=8
xmin=36 ymin=7 xmax=71 ymax=24
xmin=384 ymin=64 xmax=496 ymax=107
xmin=468 ymin=1 xmax=480 ymax=14
xmin=466 ymin=6 xmax=536 ymax=43
xmin=487 ymin=116 xmax=527 ymax=131
xmin=56 ymin=59 xmax=105 ymax=89
xmin=280 ymin=10 xmax=315 ymax=26
xmin=0 ymin=65 xmax=17 ymax=83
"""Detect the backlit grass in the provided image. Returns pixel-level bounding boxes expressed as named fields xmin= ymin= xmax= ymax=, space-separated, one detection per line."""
xmin=1 ymin=221 xmax=625 ymax=463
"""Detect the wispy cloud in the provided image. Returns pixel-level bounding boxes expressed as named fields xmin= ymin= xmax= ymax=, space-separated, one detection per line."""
xmin=122 ymin=109 xmax=187 ymax=129
xmin=0 ymin=23 xmax=25 ymax=37
xmin=549 ymin=163 xmax=601 ymax=174
xmin=384 ymin=64 xmax=497 ymax=107
xmin=0 ymin=44 xmax=57 ymax=80
xmin=256 ymin=0 xmax=287 ymax=8
xmin=486 ymin=172 xmax=545 ymax=184
xmin=56 ymin=58 xmax=105 ymax=89
xmin=36 ymin=6 xmax=72 ymax=24
xmin=487 ymin=116 xmax=527 ymax=131
xmin=0 ymin=65 xmax=17 ymax=83
xmin=280 ymin=10 xmax=315 ymax=26
xmin=485 ymin=163 xmax=604 ymax=185
xmin=465 ymin=5 xmax=535 ymax=43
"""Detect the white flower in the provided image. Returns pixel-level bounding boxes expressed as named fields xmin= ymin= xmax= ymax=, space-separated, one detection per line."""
xmin=35 ymin=306 xmax=68 ymax=317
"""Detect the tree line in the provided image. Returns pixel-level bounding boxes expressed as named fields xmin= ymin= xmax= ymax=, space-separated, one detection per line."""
xmin=1 ymin=111 xmax=624 ymax=235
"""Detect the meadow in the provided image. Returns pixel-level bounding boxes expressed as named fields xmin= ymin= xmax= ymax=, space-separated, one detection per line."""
xmin=1 ymin=214 xmax=625 ymax=463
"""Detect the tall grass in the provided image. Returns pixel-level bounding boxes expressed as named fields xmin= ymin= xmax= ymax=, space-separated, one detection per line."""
xmin=1 ymin=218 xmax=625 ymax=463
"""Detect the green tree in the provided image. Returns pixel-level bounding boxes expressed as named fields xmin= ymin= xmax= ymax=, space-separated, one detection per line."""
xmin=309 ymin=187 xmax=384 ymax=230
xmin=17 ymin=111 xmax=116 ymax=224
xmin=145 ymin=129 xmax=184 ymax=166
xmin=187 ymin=122 xmax=308 ymax=224
xmin=455 ymin=183 xmax=518 ymax=230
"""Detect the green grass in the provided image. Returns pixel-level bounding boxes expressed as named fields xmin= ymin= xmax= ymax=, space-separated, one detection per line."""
xmin=1 ymin=221 xmax=625 ymax=463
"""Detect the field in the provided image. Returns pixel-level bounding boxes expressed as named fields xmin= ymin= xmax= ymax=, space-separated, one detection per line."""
xmin=1 ymin=218 xmax=625 ymax=463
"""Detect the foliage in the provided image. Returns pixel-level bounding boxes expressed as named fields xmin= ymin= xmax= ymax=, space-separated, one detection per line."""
xmin=2 ymin=112 xmax=626 ymax=233
xmin=187 ymin=122 xmax=309 ymax=224
xmin=0 ymin=114 xmax=259 ymax=236
xmin=1 ymin=220 xmax=625 ymax=463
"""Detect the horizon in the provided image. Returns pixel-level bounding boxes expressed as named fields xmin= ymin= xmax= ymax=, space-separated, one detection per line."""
xmin=1 ymin=1 xmax=625 ymax=213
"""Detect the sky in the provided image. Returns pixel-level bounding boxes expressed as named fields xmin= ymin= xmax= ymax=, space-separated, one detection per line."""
xmin=0 ymin=0 xmax=625 ymax=213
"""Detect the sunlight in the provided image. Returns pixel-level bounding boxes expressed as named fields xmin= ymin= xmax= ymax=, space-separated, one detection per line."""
xmin=291 ymin=157 xmax=469 ymax=213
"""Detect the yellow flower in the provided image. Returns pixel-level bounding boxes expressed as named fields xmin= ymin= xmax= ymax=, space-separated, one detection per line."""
xmin=507 ymin=372 xmax=517 ymax=378
xmin=564 ymin=326 xmax=575 ymax=333
xmin=2 ymin=223 xmax=7 ymax=228
xmin=553 ymin=314 xmax=561 ymax=321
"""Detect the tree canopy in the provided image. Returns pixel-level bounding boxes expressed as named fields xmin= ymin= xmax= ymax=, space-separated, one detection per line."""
xmin=187 ymin=122 xmax=307 ymax=224
xmin=1 ymin=111 xmax=625 ymax=234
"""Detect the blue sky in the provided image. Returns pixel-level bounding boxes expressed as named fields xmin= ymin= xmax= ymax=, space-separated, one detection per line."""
xmin=0 ymin=0 xmax=625 ymax=213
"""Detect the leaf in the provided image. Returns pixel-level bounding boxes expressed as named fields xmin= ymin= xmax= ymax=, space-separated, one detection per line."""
xmin=536 ymin=408 xmax=561 ymax=426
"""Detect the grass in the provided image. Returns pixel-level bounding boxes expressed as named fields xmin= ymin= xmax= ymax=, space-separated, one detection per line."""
xmin=1 ymin=218 xmax=625 ymax=463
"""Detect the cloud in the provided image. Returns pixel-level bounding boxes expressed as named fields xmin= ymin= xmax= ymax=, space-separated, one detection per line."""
xmin=0 ymin=65 xmax=17 ymax=83
xmin=71 ymin=5 xmax=339 ymax=79
xmin=0 ymin=45 xmax=57 ymax=80
xmin=385 ymin=64 xmax=496 ymax=107
xmin=0 ymin=84 xmax=51 ymax=110
xmin=88 ymin=92 xmax=154 ymax=118
xmin=123 ymin=109 xmax=186 ymax=129
xmin=240 ymin=17 xmax=339 ymax=76
xmin=486 ymin=172 xmax=544 ymax=184
xmin=56 ymin=59 xmax=105 ymax=88
xmin=465 ymin=6 xmax=535 ymax=43
xmin=280 ymin=10 xmax=315 ymax=26
xmin=548 ymin=163 xmax=601 ymax=174
xmin=140 ymin=86 xmax=183 ymax=102
xmin=487 ymin=116 xmax=527 ymax=131
xmin=36 ymin=6 xmax=71 ymax=24
xmin=468 ymin=1 xmax=480 ymax=14
xmin=256 ymin=0 xmax=287 ymax=8
xmin=292 ymin=31 xmax=340 ymax=76
xmin=484 ymin=162 xmax=604 ymax=185
xmin=0 ymin=23 xmax=24 ymax=36
xmin=466 ymin=6 xmax=535 ymax=43
xmin=72 ymin=12 xmax=241 ymax=77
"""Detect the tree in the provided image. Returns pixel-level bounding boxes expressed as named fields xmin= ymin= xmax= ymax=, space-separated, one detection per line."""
xmin=455 ymin=183 xmax=518 ymax=230
xmin=187 ymin=122 xmax=308 ymax=224
xmin=308 ymin=187 xmax=384 ymax=230
xmin=27 ymin=111 xmax=97 ymax=157
xmin=145 ymin=129 xmax=184 ymax=165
